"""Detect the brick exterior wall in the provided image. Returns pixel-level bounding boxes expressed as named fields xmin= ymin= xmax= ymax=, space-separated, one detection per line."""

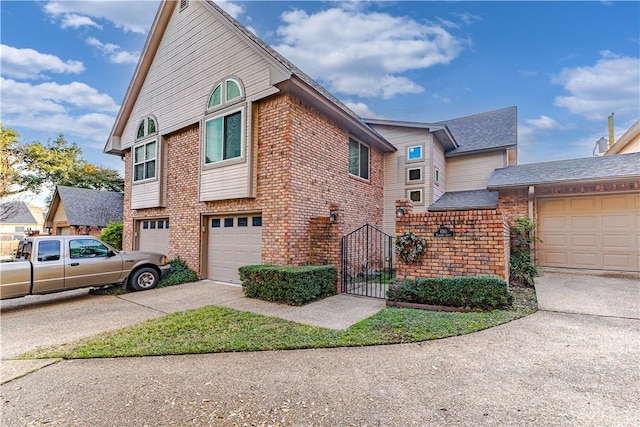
xmin=497 ymin=188 xmax=529 ymax=224
xmin=395 ymin=200 xmax=509 ymax=280
xmin=122 ymin=93 xmax=384 ymax=277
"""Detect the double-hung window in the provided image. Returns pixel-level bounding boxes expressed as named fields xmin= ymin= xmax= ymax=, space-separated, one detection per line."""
xmin=204 ymin=77 xmax=245 ymax=166
xmin=133 ymin=116 xmax=158 ymax=183
xmin=349 ymin=137 xmax=370 ymax=180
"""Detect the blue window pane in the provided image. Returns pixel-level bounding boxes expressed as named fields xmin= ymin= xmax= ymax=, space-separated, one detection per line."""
xmin=252 ymin=217 xmax=262 ymax=227
xmin=224 ymin=218 xmax=234 ymax=227
xmin=211 ymin=219 xmax=220 ymax=228
xmin=238 ymin=217 xmax=248 ymax=227
xmin=408 ymin=145 xmax=422 ymax=160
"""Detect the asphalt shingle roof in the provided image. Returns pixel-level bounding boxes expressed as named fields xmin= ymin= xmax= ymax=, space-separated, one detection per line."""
xmin=487 ymin=152 xmax=640 ymax=189
xmin=438 ymin=106 xmax=517 ymax=155
xmin=428 ymin=190 xmax=499 ymax=212
xmin=56 ymin=186 xmax=124 ymax=227
xmin=0 ymin=201 xmax=38 ymax=224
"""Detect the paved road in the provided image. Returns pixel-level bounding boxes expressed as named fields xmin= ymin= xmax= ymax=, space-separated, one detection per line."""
xmin=1 ymin=271 xmax=639 ymax=426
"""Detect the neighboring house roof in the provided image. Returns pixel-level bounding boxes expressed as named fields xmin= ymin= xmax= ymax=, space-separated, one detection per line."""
xmin=45 ymin=186 xmax=124 ymax=227
xmin=437 ymin=106 xmax=518 ymax=156
xmin=428 ymin=190 xmax=499 ymax=212
xmin=604 ymin=119 xmax=640 ymax=155
xmin=105 ymin=0 xmax=395 ymax=155
xmin=0 ymin=201 xmax=38 ymax=225
xmin=487 ymin=152 xmax=640 ymax=190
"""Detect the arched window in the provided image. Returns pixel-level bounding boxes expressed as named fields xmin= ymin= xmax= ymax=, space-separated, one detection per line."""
xmin=204 ymin=77 xmax=245 ymax=165
xmin=133 ymin=115 xmax=158 ymax=182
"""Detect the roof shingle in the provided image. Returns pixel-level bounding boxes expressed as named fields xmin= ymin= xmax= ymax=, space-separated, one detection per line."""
xmin=428 ymin=190 xmax=499 ymax=212
xmin=56 ymin=186 xmax=124 ymax=227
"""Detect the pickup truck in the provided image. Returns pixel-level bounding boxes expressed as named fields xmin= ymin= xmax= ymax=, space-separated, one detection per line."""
xmin=0 ymin=235 xmax=171 ymax=300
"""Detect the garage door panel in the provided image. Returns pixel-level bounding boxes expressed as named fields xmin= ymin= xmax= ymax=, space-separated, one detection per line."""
xmin=538 ymin=194 xmax=638 ymax=272
xmin=138 ymin=219 xmax=170 ymax=256
xmin=208 ymin=215 xmax=262 ymax=284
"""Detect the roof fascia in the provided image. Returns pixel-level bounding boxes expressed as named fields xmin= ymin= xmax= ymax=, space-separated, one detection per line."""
xmin=605 ymin=120 xmax=640 ymax=155
xmin=104 ymin=0 xmax=176 ymax=156
xmin=445 ymin=145 xmax=515 ymax=158
xmin=365 ymin=118 xmax=457 ymax=151
xmin=43 ymin=187 xmax=62 ymax=226
xmin=280 ymin=77 xmax=397 ymax=153
xmin=487 ymin=175 xmax=640 ymax=191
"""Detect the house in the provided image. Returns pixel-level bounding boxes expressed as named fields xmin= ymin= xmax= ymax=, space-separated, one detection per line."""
xmin=0 ymin=201 xmax=45 ymax=240
xmin=105 ymin=0 xmax=639 ymax=285
xmin=604 ymin=120 xmax=640 ymax=155
xmin=44 ymin=186 xmax=124 ymax=236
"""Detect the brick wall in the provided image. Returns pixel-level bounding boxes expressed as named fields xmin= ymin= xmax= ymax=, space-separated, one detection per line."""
xmin=497 ymin=188 xmax=529 ymax=224
xmin=395 ymin=200 xmax=509 ymax=280
xmin=122 ymin=92 xmax=384 ymax=277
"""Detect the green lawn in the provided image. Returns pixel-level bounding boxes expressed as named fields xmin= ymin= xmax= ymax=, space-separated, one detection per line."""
xmin=22 ymin=306 xmax=532 ymax=359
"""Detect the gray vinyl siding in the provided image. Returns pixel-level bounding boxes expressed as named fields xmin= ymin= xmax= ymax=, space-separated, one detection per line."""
xmin=375 ymin=125 xmax=432 ymax=237
xmin=122 ymin=2 xmax=284 ymax=205
xmin=446 ymin=151 xmax=506 ymax=192
xmin=432 ymin=141 xmax=446 ymax=203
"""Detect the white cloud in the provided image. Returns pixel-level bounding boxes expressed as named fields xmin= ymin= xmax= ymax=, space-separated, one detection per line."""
xmin=343 ymin=101 xmax=382 ymax=119
xmin=216 ymin=0 xmax=245 ymax=19
xmin=526 ymin=115 xmax=575 ymax=131
xmin=43 ymin=1 xmax=159 ymax=34
xmin=1 ymin=77 xmax=118 ymax=143
xmin=553 ymin=52 xmax=640 ymax=121
xmin=60 ymin=13 xmax=102 ymax=30
xmin=274 ymin=5 xmax=463 ymax=99
xmin=0 ymin=44 xmax=84 ymax=80
xmin=86 ymin=37 xmax=139 ymax=65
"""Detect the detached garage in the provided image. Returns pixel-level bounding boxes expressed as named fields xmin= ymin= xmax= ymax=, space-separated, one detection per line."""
xmin=206 ymin=214 xmax=262 ymax=284
xmin=488 ymin=153 xmax=640 ymax=273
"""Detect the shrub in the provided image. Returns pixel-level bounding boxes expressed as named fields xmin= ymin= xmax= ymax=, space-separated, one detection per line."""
xmin=158 ymin=257 xmax=199 ymax=287
xmin=239 ymin=264 xmax=337 ymax=306
xmin=509 ymin=217 xmax=539 ymax=287
xmin=387 ymin=276 xmax=513 ymax=310
xmin=99 ymin=221 xmax=123 ymax=250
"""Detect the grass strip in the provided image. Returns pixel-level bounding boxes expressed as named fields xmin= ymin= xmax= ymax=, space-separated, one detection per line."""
xmin=21 ymin=306 xmax=530 ymax=359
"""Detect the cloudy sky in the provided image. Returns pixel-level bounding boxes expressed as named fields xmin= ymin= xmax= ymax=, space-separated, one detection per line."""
xmin=1 ymin=0 xmax=639 ymax=175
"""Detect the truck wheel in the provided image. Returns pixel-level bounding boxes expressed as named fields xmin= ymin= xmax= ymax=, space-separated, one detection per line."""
xmin=129 ymin=267 xmax=160 ymax=291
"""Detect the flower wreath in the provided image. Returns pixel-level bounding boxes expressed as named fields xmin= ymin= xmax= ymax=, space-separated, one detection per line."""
xmin=395 ymin=231 xmax=427 ymax=264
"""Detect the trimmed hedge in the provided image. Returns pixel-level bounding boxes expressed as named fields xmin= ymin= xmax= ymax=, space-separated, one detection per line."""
xmin=387 ymin=276 xmax=513 ymax=310
xmin=239 ymin=264 xmax=337 ymax=306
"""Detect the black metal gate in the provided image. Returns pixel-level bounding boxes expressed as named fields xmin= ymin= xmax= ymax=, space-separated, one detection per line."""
xmin=341 ymin=224 xmax=394 ymax=299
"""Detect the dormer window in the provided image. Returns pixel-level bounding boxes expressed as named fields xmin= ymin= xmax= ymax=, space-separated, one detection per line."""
xmin=204 ymin=77 xmax=245 ymax=166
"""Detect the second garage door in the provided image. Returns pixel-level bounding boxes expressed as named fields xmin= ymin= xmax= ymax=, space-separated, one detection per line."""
xmin=138 ymin=219 xmax=170 ymax=256
xmin=537 ymin=193 xmax=639 ymax=272
xmin=207 ymin=215 xmax=262 ymax=284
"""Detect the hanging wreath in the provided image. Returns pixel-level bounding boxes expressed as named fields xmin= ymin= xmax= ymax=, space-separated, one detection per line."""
xmin=395 ymin=231 xmax=427 ymax=264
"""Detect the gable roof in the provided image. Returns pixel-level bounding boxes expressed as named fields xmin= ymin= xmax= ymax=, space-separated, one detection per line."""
xmin=364 ymin=119 xmax=459 ymax=151
xmin=487 ymin=152 xmax=640 ymax=190
xmin=105 ymin=0 xmax=395 ymax=155
xmin=0 ymin=201 xmax=38 ymax=225
xmin=46 ymin=186 xmax=124 ymax=227
xmin=604 ymin=119 xmax=640 ymax=155
xmin=437 ymin=106 xmax=517 ymax=156
xmin=428 ymin=189 xmax=499 ymax=212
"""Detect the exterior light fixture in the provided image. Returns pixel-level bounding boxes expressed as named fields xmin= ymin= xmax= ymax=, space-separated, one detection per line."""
xmin=329 ymin=212 xmax=338 ymax=222
xmin=396 ymin=207 xmax=405 ymax=217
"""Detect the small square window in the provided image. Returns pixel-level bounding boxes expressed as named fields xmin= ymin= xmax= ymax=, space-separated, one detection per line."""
xmin=224 ymin=218 xmax=234 ymax=227
xmin=407 ymin=145 xmax=423 ymax=161
xmin=142 ymin=221 xmax=149 ymax=229
xmin=407 ymin=167 xmax=423 ymax=182
xmin=407 ymin=189 xmax=423 ymax=204
xmin=238 ymin=217 xmax=248 ymax=227
xmin=211 ymin=219 xmax=220 ymax=228
xmin=252 ymin=217 xmax=262 ymax=227
xmin=157 ymin=221 xmax=164 ymax=229
xmin=150 ymin=221 xmax=156 ymax=229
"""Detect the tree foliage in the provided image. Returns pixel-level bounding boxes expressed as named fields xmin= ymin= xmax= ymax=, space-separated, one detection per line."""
xmin=99 ymin=221 xmax=123 ymax=250
xmin=0 ymin=125 xmax=123 ymax=199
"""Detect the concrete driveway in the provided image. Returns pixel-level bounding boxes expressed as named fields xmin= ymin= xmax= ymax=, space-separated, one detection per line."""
xmin=1 ymin=271 xmax=639 ymax=426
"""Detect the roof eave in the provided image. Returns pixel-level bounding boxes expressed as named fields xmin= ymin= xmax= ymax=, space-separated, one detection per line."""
xmin=446 ymin=144 xmax=516 ymax=158
xmin=487 ymin=174 xmax=640 ymax=191
xmin=364 ymin=118 xmax=458 ymax=150
xmin=104 ymin=0 xmax=176 ymax=156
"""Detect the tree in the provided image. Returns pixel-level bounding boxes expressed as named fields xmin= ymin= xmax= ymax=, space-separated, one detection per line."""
xmin=0 ymin=125 xmax=124 ymax=199
xmin=99 ymin=221 xmax=123 ymax=250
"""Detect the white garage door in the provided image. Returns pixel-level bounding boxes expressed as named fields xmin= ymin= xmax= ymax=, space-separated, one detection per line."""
xmin=537 ymin=194 xmax=639 ymax=272
xmin=207 ymin=215 xmax=262 ymax=284
xmin=138 ymin=219 xmax=170 ymax=256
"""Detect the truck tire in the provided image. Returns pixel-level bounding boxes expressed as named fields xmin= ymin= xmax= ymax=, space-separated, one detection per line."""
xmin=129 ymin=267 xmax=160 ymax=291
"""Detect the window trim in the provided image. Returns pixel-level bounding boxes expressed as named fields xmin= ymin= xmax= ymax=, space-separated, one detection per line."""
xmin=434 ymin=166 xmax=441 ymax=186
xmin=406 ymin=188 xmax=424 ymax=206
xmin=202 ymin=104 xmax=246 ymax=169
xmin=406 ymin=166 xmax=424 ymax=184
xmin=206 ymin=76 xmax=245 ymax=114
xmin=406 ymin=144 xmax=424 ymax=163
xmin=132 ymin=139 xmax=158 ymax=184
xmin=348 ymin=136 xmax=370 ymax=181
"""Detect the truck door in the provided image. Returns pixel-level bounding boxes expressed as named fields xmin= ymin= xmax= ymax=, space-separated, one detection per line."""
xmin=32 ymin=240 xmax=66 ymax=294
xmin=64 ymin=238 xmax=123 ymax=289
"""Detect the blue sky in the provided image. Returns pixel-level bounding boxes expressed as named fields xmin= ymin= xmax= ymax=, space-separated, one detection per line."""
xmin=1 ymin=0 xmax=639 ymax=178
